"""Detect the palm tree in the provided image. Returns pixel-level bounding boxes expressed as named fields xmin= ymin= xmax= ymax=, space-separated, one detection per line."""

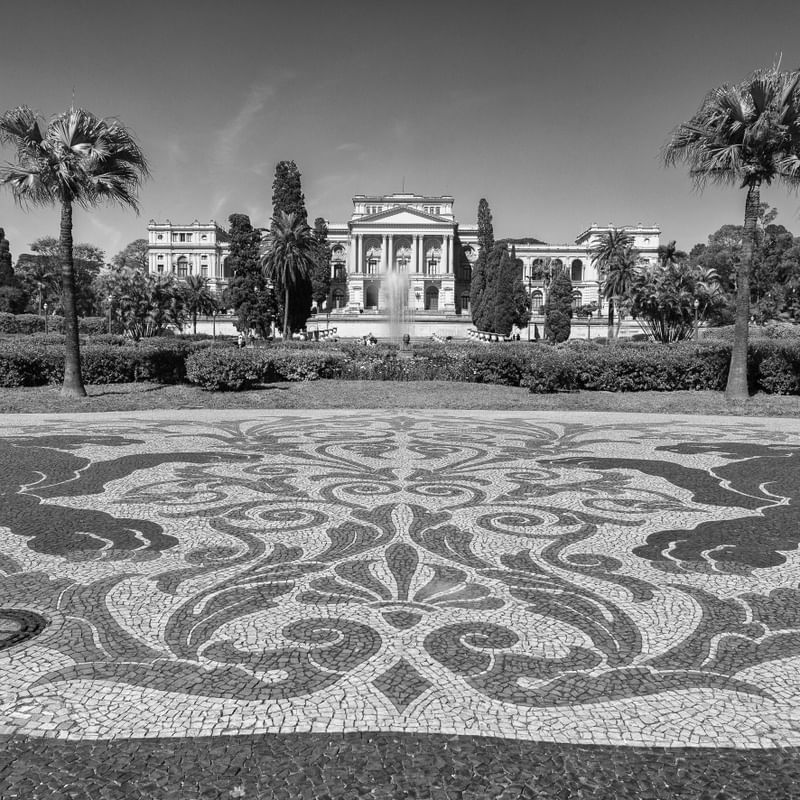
xmin=663 ymin=63 xmax=800 ymax=399
xmin=589 ymin=228 xmax=634 ymax=341
xmin=605 ymin=245 xmax=642 ymax=339
xmin=183 ymin=274 xmax=217 ymax=334
xmin=656 ymin=240 xmax=687 ymax=269
xmin=0 ymin=106 xmax=148 ymax=396
xmin=262 ymin=211 xmax=316 ymax=339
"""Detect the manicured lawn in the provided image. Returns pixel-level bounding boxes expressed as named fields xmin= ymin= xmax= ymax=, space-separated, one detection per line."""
xmin=1 ymin=379 xmax=799 ymax=415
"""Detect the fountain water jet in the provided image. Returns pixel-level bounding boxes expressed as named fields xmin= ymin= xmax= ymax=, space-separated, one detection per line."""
xmin=384 ymin=269 xmax=411 ymax=349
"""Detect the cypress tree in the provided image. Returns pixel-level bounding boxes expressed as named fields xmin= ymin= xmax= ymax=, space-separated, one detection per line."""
xmin=311 ymin=217 xmax=332 ymax=310
xmin=470 ymin=198 xmax=494 ymax=330
xmin=544 ymin=269 xmax=573 ymax=343
xmin=271 ymin=161 xmax=307 ymax=226
xmin=492 ymin=246 xmax=516 ymax=336
xmin=0 ymin=227 xmax=26 ymax=312
xmin=0 ymin=228 xmax=13 ymax=285
xmin=271 ymin=160 xmax=312 ymax=332
xmin=226 ymin=213 xmax=276 ymax=337
xmin=510 ymin=245 xmax=530 ymax=331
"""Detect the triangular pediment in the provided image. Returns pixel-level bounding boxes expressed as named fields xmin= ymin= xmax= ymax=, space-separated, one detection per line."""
xmin=355 ymin=206 xmax=448 ymax=226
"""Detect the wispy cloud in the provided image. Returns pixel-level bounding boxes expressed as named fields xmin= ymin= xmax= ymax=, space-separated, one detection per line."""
xmin=336 ymin=142 xmax=363 ymax=152
xmin=210 ymin=192 xmax=229 ymax=221
xmin=213 ymin=84 xmax=275 ymax=165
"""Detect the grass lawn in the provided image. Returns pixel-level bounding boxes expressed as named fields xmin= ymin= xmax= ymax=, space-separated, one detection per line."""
xmin=0 ymin=379 xmax=799 ymax=416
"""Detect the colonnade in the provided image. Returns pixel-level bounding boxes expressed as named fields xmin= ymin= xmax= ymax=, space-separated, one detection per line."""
xmin=348 ymin=233 xmax=454 ymax=275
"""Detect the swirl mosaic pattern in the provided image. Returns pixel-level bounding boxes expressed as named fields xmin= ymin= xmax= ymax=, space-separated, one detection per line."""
xmin=2 ymin=411 xmax=800 ymax=749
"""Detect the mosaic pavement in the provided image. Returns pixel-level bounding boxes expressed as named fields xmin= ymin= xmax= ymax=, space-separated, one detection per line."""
xmin=2 ymin=409 xmax=800 ymax=798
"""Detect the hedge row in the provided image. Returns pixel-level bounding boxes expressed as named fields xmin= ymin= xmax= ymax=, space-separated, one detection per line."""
xmin=184 ymin=340 xmax=800 ymax=394
xmin=7 ymin=338 xmax=800 ymax=394
xmin=0 ymin=313 xmax=108 ymax=335
xmin=0 ymin=339 xmax=197 ymax=386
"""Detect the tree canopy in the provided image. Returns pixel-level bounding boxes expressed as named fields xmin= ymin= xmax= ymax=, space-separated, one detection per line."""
xmin=663 ymin=62 xmax=800 ymax=398
xmin=262 ymin=211 xmax=316 ymax=338
xmin=112 ymin=238 xmax=149 ymax=272
xmin=270 ymin=161 xmax=313 ymax=331
xmin=470 ymin=198 xmax=494 ymax=330
xmin=544 ymin=268 xmax=573 ymax=343
xmin=224 ymin=213 xmax=275 ymax=337
xmin=0 ymin=105 xmax=148 ymax=396
xmin=311 ymin=217 xmax=331 ymax=309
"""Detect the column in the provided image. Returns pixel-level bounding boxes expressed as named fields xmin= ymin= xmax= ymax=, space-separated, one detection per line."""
xmin=381 ymin=234 xmax=388 ymax=272
xmin=355 ymin=234 xmax=362 ymax=273
xmin=420 ymin=236 xmax=426 ymax=275
xmin=445 ymin=235 xmax=452 ymax=273
xmin=348 ymin=232 xmax=355 ymax=274
xmin=411 ymin=234 xmax=419 ymax=274
xmin=387 ymin=234 xmax=394 ymax=272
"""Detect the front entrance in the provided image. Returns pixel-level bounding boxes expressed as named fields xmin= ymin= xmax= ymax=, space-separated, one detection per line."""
xmin=425 ymin=286 xmax=439 ymax=311
xmin=365 ymin=283 xmax=379 ymax=310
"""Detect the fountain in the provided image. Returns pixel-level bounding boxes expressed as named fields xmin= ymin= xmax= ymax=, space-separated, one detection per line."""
xmin=384 ymin=270 xmax=412 ymax=353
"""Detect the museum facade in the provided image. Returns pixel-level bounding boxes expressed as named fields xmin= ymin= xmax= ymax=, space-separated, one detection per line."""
xmin=147 ymin=192 xmax=661 ymax=320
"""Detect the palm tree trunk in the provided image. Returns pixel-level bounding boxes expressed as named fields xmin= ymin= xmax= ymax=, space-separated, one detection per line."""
xmin=614 ymin=296 xmax=622 ymax=339
xmin=725 ymin=181 xmax=759 ymax=399
xmin=59 ymin=201 xmax=86 ymax=397
xmin=283 ymin=286 xmax=290 ymax=339
xmin=193 ymin=311 xmax=197 ymax=335
xmin=607 ymin=297 xmax=615 ymax=342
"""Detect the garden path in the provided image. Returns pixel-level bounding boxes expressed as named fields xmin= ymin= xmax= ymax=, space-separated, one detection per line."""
xmin=1 ymin=409 xmax=799 ymax=798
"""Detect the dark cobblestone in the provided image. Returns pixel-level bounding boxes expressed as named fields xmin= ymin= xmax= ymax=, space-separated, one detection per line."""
xmin=1 ymin=732 xmax=798 ymax=799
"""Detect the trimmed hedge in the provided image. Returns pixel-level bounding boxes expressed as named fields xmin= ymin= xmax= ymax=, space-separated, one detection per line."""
xmin=6 ymin=336 xmax=800 ymax=394
xmin=0 ymin=339 xmax=193 ymax=386
xmin=523 ymin=342 xmax=731 ymax=393
xmin=0 ymin=313 xmax=108 ymax=335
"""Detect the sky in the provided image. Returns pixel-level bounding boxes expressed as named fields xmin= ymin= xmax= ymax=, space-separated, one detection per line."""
xmin=1 ymin=0 xmax=800 ymax=261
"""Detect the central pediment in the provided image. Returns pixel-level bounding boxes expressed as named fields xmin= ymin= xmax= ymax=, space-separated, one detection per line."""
xmin=354 ymin=206 xmax=450 ymax=226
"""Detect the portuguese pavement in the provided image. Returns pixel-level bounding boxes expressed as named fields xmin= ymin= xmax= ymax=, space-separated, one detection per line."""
xmin=1 ymin=409 xmax=800 ymax=798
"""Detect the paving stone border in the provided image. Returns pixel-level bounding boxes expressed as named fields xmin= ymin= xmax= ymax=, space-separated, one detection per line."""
xmin=1 ymin=732 xmax=798 ymax=799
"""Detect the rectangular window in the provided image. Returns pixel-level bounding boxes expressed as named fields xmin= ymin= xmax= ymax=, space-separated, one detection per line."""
xmin=201 ymin=265 xmax=208 ymax=278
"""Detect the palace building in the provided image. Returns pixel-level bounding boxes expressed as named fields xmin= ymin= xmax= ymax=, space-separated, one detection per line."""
xmin=147 ymin=193 xmax=661 ymax=322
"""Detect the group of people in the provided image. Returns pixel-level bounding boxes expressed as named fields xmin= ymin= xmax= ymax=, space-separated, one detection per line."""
xmin=237 ymin=331 xmax=255 ymax=349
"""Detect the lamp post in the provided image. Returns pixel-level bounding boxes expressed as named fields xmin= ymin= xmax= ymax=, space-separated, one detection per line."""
xmin=212 ymin=309 xmax=217 ymax=344
xmin=693 ymin=298 xmax=700 ymax=341
xmin=107 ymin=295 xmax=113 ymax=335
xmin=43 ymin=302 xmax=48 ymax=336
xmin=587 ymin=310 xmax=592 ymax=341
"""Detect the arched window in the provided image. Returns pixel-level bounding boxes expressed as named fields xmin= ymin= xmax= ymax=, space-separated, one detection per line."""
xmin=333 ymin=289 xmax=346 ymax=309
xmin=551 ymin=258 xmax=563 ymax=273
xmin=572 ymin=290 xmax=583 ymax=309
xmin=425 ymin=286 xmax=439 ymax=311
xmin=333 ymin=264 xmax=346 ymax=280
xmin=531 ymin=290 xmax=543 ymax=312
xmin=571 ymin=259 xmax=583 ymax=283
xmin=177 ymin=256 xmax=189 ymax=277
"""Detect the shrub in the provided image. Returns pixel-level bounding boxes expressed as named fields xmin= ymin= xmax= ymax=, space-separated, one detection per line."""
xmin=750 ymin=340 xmax=800 ymax=395
xmin=185 ymin=347 xmax=349 ymax=390
xmin=0 ymin=313 xmax=45 ymax=334
xmin=0 ymin=340 xmax=190 ymax=387
xmin=521 ymin=347 xmax=577 ymax=392
xmin=524 ymin=342 xmax=731 ymax=393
